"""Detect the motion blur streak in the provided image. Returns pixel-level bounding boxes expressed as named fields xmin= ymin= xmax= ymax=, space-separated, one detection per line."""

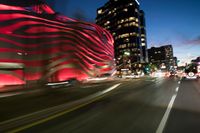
xmin=0 ymin=1 xmax=114 ymax=86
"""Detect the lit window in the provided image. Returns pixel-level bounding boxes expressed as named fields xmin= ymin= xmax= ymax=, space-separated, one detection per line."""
xmin=124 ymin=23 xmax=129 ymax=27
xmin=125 ymin=18 xmax=129 ymax=22
xmin=129 ymin=22 xmax=135 ymax=26
xmin=118 ymin=25 xmax=122 ymax=28
xmin=129 ymin=3 xmax=133 ymax=6
xmin=141 ymin=43 xmax=145 ymax=46
xmin=123 ymin=8 xmax=128 ymax=12
xmin=98 ymin=9 xmax=102 ymax=14
xmin=130 ymin=32 xmax=136 ymax=36
xmin=121 ymin=33 xmax=129 ymax=38
xmin=129 ymin=17 xmax=135 ymax=21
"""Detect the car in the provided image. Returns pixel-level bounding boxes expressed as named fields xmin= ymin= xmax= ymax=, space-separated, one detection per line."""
xmin=169 ymin=71 xmax=178 ymax=77
xmin=182 ymin=64 xmax=199 ymax=79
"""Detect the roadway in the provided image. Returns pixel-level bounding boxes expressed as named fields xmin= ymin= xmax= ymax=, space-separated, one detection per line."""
xmin=1 ymin=77 xmax=200 ymax=133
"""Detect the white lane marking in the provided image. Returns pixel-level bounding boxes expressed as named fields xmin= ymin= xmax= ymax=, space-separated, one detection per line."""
xmin=0 ymin=83 xmax=122 ymax=126
xmin=156 ymin=94 xmax=178 ymax=133
xmin=176 ymin=87 xmax=179 ymax=92
xmin=102 ymin=83 xmax=121 ymax=94
xmin=81 ymin=84 xmax=104 ymax=88
xmin=178 ymin=81 xmax=181 ymax=84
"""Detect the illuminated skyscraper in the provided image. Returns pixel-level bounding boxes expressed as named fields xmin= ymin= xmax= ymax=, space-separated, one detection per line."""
xmin=96 ymin=0 xmax=148 ymax=74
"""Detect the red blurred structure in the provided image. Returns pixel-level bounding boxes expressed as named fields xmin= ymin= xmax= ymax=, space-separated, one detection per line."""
xmin=0 ymin=1 xmax=114 ymax=86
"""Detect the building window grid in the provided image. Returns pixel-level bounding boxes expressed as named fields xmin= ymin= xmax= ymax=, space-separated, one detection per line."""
xmin=96 ymin=0 xmax=147 ymax=66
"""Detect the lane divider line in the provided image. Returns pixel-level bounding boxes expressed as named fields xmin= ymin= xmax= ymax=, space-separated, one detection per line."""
xmin=156 ymin=93 xmax=178 ymax=133
xmin=175 ymin=87 xmax=179 ymax=92
xmin=7 ymin=83 xmax=121 ymax=133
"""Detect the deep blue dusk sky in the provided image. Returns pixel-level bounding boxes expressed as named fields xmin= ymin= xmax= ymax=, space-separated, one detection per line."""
xmin=49 ymin=0 xmax=200 ymax=65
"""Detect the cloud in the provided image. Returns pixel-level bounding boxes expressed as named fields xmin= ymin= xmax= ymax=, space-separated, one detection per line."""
xmin=182 ymin=36 xmax=200 ymax=45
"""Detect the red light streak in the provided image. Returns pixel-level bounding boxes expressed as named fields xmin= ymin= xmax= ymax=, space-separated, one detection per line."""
xmin=0 ymin=2 xmax=114 ymax=87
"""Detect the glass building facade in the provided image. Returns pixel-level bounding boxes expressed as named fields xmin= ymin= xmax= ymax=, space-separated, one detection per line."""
xmin=96 ymin=0 xmax=148 ymax=75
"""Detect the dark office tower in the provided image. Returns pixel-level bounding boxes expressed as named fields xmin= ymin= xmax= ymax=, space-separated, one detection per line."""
xmin=148 ymin=45 xmax=174 ymax=70
xmin=173 ymin=57 xmax=178 ymax=66
xmin=96 ymin=0 xmax=148 ymax=74
xmin=139 ymin=10 xmax=148 ymax=63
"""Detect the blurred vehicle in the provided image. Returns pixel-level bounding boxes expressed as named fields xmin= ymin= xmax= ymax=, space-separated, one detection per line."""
xmin=182 ymin=64 xmax=199 ymax=79
xmin=123 ymin=74 xmax=140 ymax=79
xmin=151 ymin=70 xmax=169 ymax=78
xmin=169 ymin=71 xmax=178 ymax=77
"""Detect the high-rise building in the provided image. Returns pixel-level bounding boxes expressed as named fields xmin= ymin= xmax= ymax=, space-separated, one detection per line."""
xmin=148 ymin=45 xmax=174 ymax=70
xmin=173 ymin=57 xmax=178 ymax=67
xmin=96 ymin=0 xmax=148 ymax=75
xmin=139 ymin=10 xmax=148 ymax=63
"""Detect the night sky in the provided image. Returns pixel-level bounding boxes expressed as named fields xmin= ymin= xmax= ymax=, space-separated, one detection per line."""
xmin=48 ymin=0 xmax=200 ymax=65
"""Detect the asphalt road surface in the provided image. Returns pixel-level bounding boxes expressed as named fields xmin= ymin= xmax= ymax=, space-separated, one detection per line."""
xmin=2 ymin=77 xmax=200 ymax=133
